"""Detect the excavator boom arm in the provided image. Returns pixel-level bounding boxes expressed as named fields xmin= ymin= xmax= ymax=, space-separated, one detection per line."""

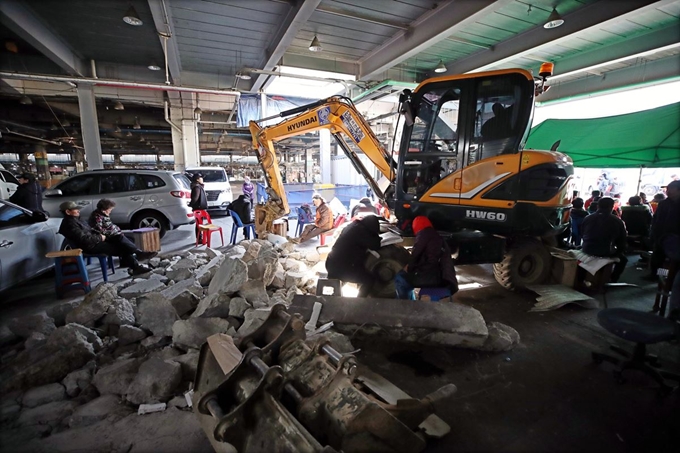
xmin=250 ymin=96 xmax=396 ymax=222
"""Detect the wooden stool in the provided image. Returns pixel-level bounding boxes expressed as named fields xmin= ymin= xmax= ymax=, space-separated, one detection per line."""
xmin=46 ymin=249 xmax=91 ymax=298
xmin=130 ymin=228 xmax=161 ymax=252
xmin=652 ymin=260 xmax=679 ymax=317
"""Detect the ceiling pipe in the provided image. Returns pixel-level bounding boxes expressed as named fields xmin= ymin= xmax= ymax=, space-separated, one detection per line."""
xmin=90 ymin=60 xmax=98 ymax=79
xmin=163 ymin=100 xmax=182 ymax=135
xmin=243 ymin=68 xmax=366 ymax=87
xmin=3 ymin=128 xmax=62 ymax=145
xmin=0 ymin=72 xmax=241 ymax=97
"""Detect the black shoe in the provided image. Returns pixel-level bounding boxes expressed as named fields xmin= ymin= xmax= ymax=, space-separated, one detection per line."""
xmin=130 ymin=264 xmax=152 ymax=275
xmin=136 ymin=251 xmax=158 ymax=261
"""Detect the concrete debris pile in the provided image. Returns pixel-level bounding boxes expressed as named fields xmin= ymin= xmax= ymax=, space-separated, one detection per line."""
xmin=0 ymin=236 xmax=327 ymax=451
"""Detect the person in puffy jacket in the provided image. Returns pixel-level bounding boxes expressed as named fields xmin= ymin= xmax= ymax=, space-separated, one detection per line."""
xmin=294 ymin=194 xmax=333 ymax=243
xmin=189 ymin=173 xmax=208 ymax=242
xmin=9 ymin=173 xmax=46 ymax=214
xmin=394 ymin=216 xmax=458 ymax=299
xmin=326 ymin=215 xmax=382 ymax=297
xmin=242 ymin=176 xmax=255 ymax=200
xmin=58 ymin=201 xmax=152 ymax=275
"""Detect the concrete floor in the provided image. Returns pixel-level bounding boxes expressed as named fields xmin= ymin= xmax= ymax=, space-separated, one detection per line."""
xmin=1 ymin=215 xmax=678 ymax=452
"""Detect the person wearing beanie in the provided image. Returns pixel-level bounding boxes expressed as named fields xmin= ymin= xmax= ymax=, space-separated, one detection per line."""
xmin=581 ymin=197 xmax=628 ymax=283
xmin=242 ymin=176 xmax=254 ymax=200
xmin=326 ymin=215 xmax=382 ymax=297
xmin=394 ymin=215 xmax=458 ymax=299
xmin=9 ymin=172 xmax=46 ymax=214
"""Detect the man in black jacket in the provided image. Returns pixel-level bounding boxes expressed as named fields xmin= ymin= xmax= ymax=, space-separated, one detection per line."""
xmin=58 ymin=201 xmax=151 ymax=275
xmin=651 ymin=180 xmax=680 ymax=315
xmin=9 ymin=173 xmax=46 ymax=213
xmin=326 ymin=215 xmax=382 ymax=297
xmin=189 ymin=173 xmax=207 ymax=242
xmin=581 ymin=197 xmax=628 ymax=283
xmin=229 ymin=194 xmax=253 ymax=238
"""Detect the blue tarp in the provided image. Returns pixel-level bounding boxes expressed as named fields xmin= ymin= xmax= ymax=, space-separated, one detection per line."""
xmin=237 ymin=94 xmax=316 ymax=127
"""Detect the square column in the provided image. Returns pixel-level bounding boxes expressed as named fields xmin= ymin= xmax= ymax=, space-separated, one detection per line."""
xmin=76 ymin=84 xmax=103 ymax=170
xmin=319 ymin=128 xmax=331 ymax=183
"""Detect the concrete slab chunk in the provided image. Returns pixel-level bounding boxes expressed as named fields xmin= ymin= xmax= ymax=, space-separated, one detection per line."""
xmin=172 ymin=318 xmax=236 ymax=350
xmin=22 ymin=383 xmax=66 ymax=408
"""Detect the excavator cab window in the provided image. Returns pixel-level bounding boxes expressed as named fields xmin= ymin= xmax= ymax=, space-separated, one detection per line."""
xmin=401 ymin=86 xmax=462 ymax=199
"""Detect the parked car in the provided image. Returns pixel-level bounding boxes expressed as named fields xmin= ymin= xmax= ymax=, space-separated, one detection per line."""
xmin=0 ymin=199 xmax=61 ymax=293
xmin=185 ymin=167 xmax=233 ymax=213
xmin=0 ymin=167 xmax=19 ymax=201
xmin=42 ymin=169 xmax=195 ymax=238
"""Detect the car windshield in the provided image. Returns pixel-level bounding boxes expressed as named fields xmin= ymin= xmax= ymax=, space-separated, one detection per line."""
xmin=191 ymin=169 xmax=226 ymax=183
xmin=0 ymin=203 xmax=26 ymax=227
xmin=173 ymin=173 xmax=191 ymax=189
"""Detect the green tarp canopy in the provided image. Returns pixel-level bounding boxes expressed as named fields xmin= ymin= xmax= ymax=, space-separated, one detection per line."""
xmin=526 ymin=102 xmax=680 ymax=168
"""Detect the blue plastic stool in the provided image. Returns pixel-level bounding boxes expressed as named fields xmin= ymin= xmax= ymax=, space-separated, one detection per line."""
xmin=418 ymin=287 xmax=452 ymax=302
xmin=48 ymin=250 xmax=91 ymax=299
xmin=229 ymin=210 xmax=256 ymax=244
xmin=85 ymin=255 xmax=115 ymax=282
xmin=295 ymin=207 xmax=309 ymax=237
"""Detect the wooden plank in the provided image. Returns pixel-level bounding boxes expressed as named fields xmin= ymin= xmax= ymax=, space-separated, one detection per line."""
xmin=357 ymin=366 xmax=451 ymax=439
xmin=46 ymin=248 xmax=83 ymax=258
xmin=207 ymin=334 xmax=243 ymax=375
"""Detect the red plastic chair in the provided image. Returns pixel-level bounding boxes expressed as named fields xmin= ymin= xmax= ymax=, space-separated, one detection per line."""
xmin=320 ymin=214 xmax=347 ymax=246
xmin=193 ymin=210 xmax=224 ymax=247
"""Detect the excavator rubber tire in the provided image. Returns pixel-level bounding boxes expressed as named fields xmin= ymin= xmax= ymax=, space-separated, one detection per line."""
xmin=364 ymin=245 xmax=411 ymax=298
xmin=492 ymin=238 xmax=552 ymax=291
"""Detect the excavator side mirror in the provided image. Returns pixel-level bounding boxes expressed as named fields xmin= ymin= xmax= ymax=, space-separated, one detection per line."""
xmin=399 ymin=89 xmax=414 ymax=127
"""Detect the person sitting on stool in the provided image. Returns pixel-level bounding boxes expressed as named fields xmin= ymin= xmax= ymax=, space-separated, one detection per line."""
xmin=325 ymin=215 xmax=382 ymax=297
xmin=394 ymin=216 xmax=458 ymax=300
xmin=581 ymin=197 xmax=628 ymax=283
xmin=294 ymin=194 xmax=333 ymax=244
xmin=89 ymin=198 xmax=157 ymax=261
xmin=229 ymin=194 xmax=253 ymax=239
xmin=58 ymin=201 xmax=151 ymax=275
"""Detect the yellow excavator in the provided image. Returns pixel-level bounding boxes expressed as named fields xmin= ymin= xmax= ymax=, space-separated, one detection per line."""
xmin=249 ymin=65 xmax=574 ymax=292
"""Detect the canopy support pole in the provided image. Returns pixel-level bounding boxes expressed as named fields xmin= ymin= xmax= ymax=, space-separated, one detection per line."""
xmin=636 ymin=165 xmax=644 ymax=195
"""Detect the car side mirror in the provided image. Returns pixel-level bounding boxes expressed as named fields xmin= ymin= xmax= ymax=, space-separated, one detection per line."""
xmin=44 ymin=189 xmax=63 ymax=197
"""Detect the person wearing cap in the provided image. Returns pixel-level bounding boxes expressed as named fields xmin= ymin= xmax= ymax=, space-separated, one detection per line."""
xmin=9 ymin=172 xmax=46 ymax=214
xmin=394 ymin=216 xmax=458 ymax=300
xmin=242 ymin=176 xmax=254 ymax=200
xmin=325 ymin=215 xmax=382 ymax=297
xmin=189 ymin=173 xmax=208 ymax=242
xmin=58 ymin=201 xmax=152 ymax=275
xmin=651 ymin=180 xmax=680 ymax=315
xmin=295 ymin=194 xmax=333 ymax=243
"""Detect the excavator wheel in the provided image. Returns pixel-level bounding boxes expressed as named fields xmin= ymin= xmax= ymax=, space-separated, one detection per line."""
xmin=493 ymin=238 xmax=552 ymax=291
xmin=364 ymin=245 xmax=411 ymax=298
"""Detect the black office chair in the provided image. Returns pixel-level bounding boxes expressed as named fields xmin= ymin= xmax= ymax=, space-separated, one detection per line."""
xmin=592 ymin=308 xmax=680 ymax=396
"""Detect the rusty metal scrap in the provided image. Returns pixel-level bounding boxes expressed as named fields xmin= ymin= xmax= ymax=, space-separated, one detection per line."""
xmin=193 ymin=304 xmax=455 ymax=453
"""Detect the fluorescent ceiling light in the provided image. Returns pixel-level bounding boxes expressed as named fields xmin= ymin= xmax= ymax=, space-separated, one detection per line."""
xmin=236 ymin=73 xmax=251 ymax=80
xmin=148 ymin=64 xmax=161 ymax=71
xmin=114 ymin=101 xmax=124 ymax=110
xmin=264 ymin=66 xmax=355 ymax=99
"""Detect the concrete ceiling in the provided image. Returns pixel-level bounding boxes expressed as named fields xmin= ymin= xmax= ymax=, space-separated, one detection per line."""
xmin=0 ymin=0 xmax=678 ymax=158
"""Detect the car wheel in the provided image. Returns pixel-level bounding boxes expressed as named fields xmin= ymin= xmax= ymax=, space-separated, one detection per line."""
xmin=132 ymin=212 xmax=168 ymax=238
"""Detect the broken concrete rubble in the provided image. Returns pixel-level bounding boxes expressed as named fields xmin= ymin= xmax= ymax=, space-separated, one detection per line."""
xmin=64 ymin=283 xmax=119 ymax=327
xmin=9 ymin=312 xmax=56 ymax=339
xmin=92 ymin=358 xmax=142 ymax=396
xmin=118 ymin=278 xmax=166 ymax=298
xmin=24 ymin=332 xmax=47 ymax=351
xmin=17 ymin=400 xmax=78 ymax=429
xmin=102 ymin=297 xmax=135 ymax=326
xmin=135 ymin=295 xmax=179 ymax=337
xmin=125 ymin=358 xmax=182 ymax=405
xmin=228 ymin=296 xmax=251 ymax=319
xmin=46 ymin=298 xmax=83 ymax=327
xmin=172 ymin=318 xmax=236 ymax=350
xmin=62 ymin=367 xmax=93 ymax=398
xmin=191 ymin=292 xmax=231 ymax=318
xmin=238 ymin=279 xmax=270 ymax=307
xmin=117 ymin=325 xmax=147 ymax=346
xmin=68 ymin=394 xmax=133 ymax=429
xmin=21 ymin=383 xmax=66 ymax=408
xmin=207 ymin=256 xmax=248 ymax=295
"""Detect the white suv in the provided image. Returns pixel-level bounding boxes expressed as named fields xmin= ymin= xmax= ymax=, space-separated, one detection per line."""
xmin=0 ymin=167 xmax=19 ymax=201
xmin=186 ymin=167 xmax=233 ymax=213
xmin=42 ymin=169 xmax=195 ymax=238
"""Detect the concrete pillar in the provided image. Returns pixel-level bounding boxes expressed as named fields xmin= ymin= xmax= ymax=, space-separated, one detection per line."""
xmin=181 ymin=119 xmax=200 ymax=168
xmin=71 ymin=148 xmax=85 ymax=173
xmin=18 ymin=152 xmax=29 ymax=173
xmin=76 ymin=83 xmax=103 ymax=170
xmin=113 ymin=153 xmax=122 ymax=167
xmin=306 ymin=149 xmax=313 ymax=183
xmin=33 ymin=145 xmax=51 ymax=184
xmin=319 ymin=129 xmax=331 ymax=183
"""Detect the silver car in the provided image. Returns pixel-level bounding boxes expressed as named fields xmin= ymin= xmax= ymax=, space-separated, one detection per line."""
xmin=42 ymin=169 xmax=195 ymax=238
xmin=0 ymin=199 xmax=61 ymax=293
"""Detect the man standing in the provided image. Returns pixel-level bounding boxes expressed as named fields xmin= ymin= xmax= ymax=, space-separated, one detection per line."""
xmin=584 ymin=190 xmax=600 ymax=212
xmin=651 ymin=180 xmax=680 ymax=316
xmin=295 ymin=194 xmax=333 ymax=243
xmin=581 ymin=197 xmax=628 ymax=283
xmin=9 ymin=173 xmax=45 ymax=213
xmin=189 ymin=173 xmax=208 ymax=242
xmin=58 ymin=201 xmax=151 ymax=275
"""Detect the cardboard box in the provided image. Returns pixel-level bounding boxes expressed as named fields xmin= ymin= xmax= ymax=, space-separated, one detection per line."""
xmin=550 ymin=249 xmax=578 ymax=288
